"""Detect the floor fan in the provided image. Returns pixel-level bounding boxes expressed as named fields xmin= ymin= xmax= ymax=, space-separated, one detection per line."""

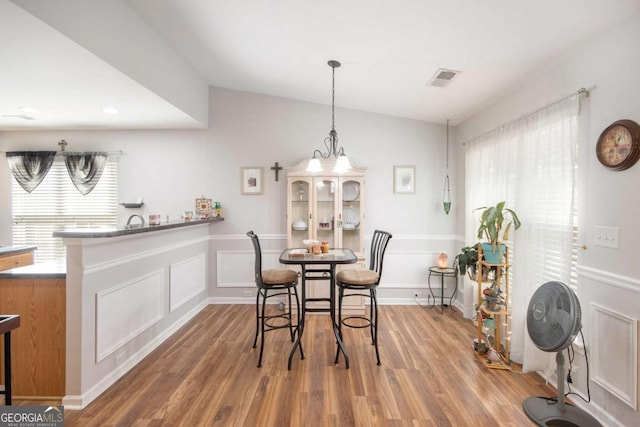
xmin=522 ymin=281 xmax=601 ymax=427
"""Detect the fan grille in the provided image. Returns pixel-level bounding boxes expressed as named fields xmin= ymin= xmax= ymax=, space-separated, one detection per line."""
xmin=526 ymin=281 xmax=581 ymax=352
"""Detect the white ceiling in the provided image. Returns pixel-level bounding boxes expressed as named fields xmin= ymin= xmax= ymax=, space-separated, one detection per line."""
xmin=2 ymin=0 xmax=640 ymax=130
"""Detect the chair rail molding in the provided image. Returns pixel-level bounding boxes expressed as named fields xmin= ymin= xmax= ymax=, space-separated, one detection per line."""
xmin=577 ymin=265 xmax=640 ymax=293
xmin=216 ymin=249 xmax=281 ymax=288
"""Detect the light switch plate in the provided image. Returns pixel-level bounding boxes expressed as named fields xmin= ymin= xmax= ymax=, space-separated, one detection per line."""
xmin=594 ymin=226 xmax=619 ymax=248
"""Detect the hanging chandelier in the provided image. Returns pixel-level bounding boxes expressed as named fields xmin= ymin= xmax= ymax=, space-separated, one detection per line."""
xmin=306 ymin=60 xmax=352 ymax=173
xmin=443 ymin=119 xmax=452 ymax=214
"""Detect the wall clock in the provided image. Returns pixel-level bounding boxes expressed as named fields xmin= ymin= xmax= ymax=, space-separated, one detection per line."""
xmin=596 ymin=119 xmax=640 ymax=171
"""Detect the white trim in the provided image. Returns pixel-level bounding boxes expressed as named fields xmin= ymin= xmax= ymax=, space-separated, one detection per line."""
xmin=210 ymin=297 xmax=270 ymax=305
xmin=387 ymin=234 xmax=463 ymax=241
xmin=170 ymin=253 xmax=207 ymax=312
xmin=207 ymin=233 xmax=464 ymax=242
xmin=209 ymin=234 xmax=286 ymax=241
xmin=84 ymin=235 xmax=209 ymax=275
xmin=216 ymin=249 xmax=282 ymax=288
xmin=95 ymin=270 xmax=165 ymax=362
xmin=590 ymin=303 xmax=638 ymax=410
xmin=577 ymin=265 xmax=640 ymax=293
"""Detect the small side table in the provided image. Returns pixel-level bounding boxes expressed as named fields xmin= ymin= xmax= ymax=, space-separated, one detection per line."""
xmin=427 ymin=267 xmax=458 ymax=311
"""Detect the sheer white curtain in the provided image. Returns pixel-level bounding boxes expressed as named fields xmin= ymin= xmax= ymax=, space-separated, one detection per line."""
xmin=465 ymin=94 xmax=580 ymax=372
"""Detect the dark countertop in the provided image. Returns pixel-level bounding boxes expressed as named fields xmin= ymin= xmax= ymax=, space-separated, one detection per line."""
xmin=52 ymin=216 xmax=224 ymax=239
xmin=0 ymin=245 xmax=37 ymax=256
xmin=0 ymin=260 xmax=66 ymax=279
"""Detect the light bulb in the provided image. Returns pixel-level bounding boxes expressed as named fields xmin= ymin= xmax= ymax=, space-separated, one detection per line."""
xmin=333 ymin=155 xmax=351 ymax=173
xmin=306 ymin=158 xmax=323 ymax=173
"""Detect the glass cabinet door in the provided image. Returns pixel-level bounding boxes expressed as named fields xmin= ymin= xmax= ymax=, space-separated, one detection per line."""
xmin=340 ymin=177 xmax=363 ymax=255
xmin=288 ymin=178 xmax=312 ymax=248
xmin=313 ymin=177 xmax=338 ymax=248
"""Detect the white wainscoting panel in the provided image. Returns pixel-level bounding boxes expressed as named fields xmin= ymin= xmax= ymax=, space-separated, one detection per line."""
xmin=379 ymin=251 xmax=436 ymax=288
xmin=217 ymin=249 xmax=281 ymax=287
xmin=84 ymin=235 xmax=209 ymax=275
xmin=590 ymin=303 xmax=638 ymax=410
xmin=96 ymin=270 xmax=165 ymax=362
xmin=170 ymin=253 xmax=206 ymax=312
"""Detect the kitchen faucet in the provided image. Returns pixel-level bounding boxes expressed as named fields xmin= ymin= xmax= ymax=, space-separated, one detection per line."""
xmin=126 ymin=214 xmax=145 ymax=227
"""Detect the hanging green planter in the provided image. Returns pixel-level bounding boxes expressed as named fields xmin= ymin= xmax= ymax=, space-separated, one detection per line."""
xmin=442 ymin=119 xmax=452 ymax=215
xmin=443 ymin=174 xmax=451 ymax=214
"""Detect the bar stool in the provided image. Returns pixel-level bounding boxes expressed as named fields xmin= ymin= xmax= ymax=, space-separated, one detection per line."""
xmin=246 ymin=231 xmax=301 ymax=368
xmin=335 ymin=230 xmax=392 ymax=367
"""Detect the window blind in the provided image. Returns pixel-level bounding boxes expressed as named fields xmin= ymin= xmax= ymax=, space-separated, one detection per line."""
xmin=12 ymin=157 xmax=118 ymax=262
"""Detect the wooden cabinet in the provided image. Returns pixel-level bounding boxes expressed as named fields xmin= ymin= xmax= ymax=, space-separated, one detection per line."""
xmin=475 ymin=246 xmax=511 ymax=369
xmin=287 ymin=160 xmax=366 ymax=314
xmin=0 ymin=277 xmax=66 ymax=399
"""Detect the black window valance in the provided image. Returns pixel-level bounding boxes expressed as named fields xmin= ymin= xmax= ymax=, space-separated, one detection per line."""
xmin=6 ymin=151 xmax=109 ymax=195
xmin=63 ymin=152 xmax=108 ymax=195
xmin=6 ymin=151 xmax=56 ymax=193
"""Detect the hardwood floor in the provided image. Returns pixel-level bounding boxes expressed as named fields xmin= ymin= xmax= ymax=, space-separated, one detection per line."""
xmin=27 ymin=304 xmax=553 ymax=426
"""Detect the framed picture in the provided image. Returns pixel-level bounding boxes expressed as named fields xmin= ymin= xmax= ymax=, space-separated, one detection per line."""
xmin=241 ymin=167 xmax=263 ymax=195
xmin=394 ymin=165 xmax=415 ymax=194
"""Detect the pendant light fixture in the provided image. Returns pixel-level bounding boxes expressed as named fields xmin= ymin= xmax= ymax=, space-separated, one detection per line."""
xmin=443 ymin=119 xmax=452 ymax=214
xmin=306 ymin=60 xmax=351 ymax=173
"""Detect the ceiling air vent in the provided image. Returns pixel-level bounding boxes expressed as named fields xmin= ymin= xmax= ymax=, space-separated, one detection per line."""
xmin=427 ymin=68 xmax=460 ymax=87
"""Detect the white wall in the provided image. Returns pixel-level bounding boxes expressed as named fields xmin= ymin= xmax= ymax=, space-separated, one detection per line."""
xmin=0 ymin=86 xmax=461 ymax=303
xmin=457 ymin=11 xmax=640 ymax=427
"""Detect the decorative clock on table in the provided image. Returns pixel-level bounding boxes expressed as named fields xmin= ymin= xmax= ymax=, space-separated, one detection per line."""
xmin=596 ymin=119 xmax=640 ymax=171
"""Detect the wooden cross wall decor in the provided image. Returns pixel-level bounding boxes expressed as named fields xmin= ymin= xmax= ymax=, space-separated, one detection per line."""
xmin=271 ymin=162 xmax=283 ymax=181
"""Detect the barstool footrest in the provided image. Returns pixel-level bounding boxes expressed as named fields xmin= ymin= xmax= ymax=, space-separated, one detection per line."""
xmin=341 ymin=315 xmax=374 ymax=329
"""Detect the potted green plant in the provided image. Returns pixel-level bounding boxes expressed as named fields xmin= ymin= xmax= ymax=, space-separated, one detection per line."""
xmin=475 ymin=201 xmax=521 ymax=263
xmin=482 ymin=281 xmax=503 ymax=311
xmin=457 ymin=244 xmax=479 ymax=279
xmin=457 ymin=243 xmax=497 ymax=281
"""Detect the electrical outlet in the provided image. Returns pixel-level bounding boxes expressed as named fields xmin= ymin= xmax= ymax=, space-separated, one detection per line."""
xmin=243 ymin=290 xmax=252 ymax=297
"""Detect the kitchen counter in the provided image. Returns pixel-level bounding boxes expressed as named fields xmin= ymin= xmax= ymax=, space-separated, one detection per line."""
xmin=52 ymin=216 xmax=223 ymax=238
xmin=0 ymin=260 xmax=66 ymax=278
xmin=0 ymin=245 xmax=36 ymax=272
xmin=0 ymin=245 xmax=36 ymax=256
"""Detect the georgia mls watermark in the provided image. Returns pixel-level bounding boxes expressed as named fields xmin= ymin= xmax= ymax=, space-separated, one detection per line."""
xmin=0 ymin=406 xmax=63 ymax=427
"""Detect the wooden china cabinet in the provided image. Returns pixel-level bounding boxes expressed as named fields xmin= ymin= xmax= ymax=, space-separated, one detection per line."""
xmin=286 ymin=159 xmax=366 ymax=314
